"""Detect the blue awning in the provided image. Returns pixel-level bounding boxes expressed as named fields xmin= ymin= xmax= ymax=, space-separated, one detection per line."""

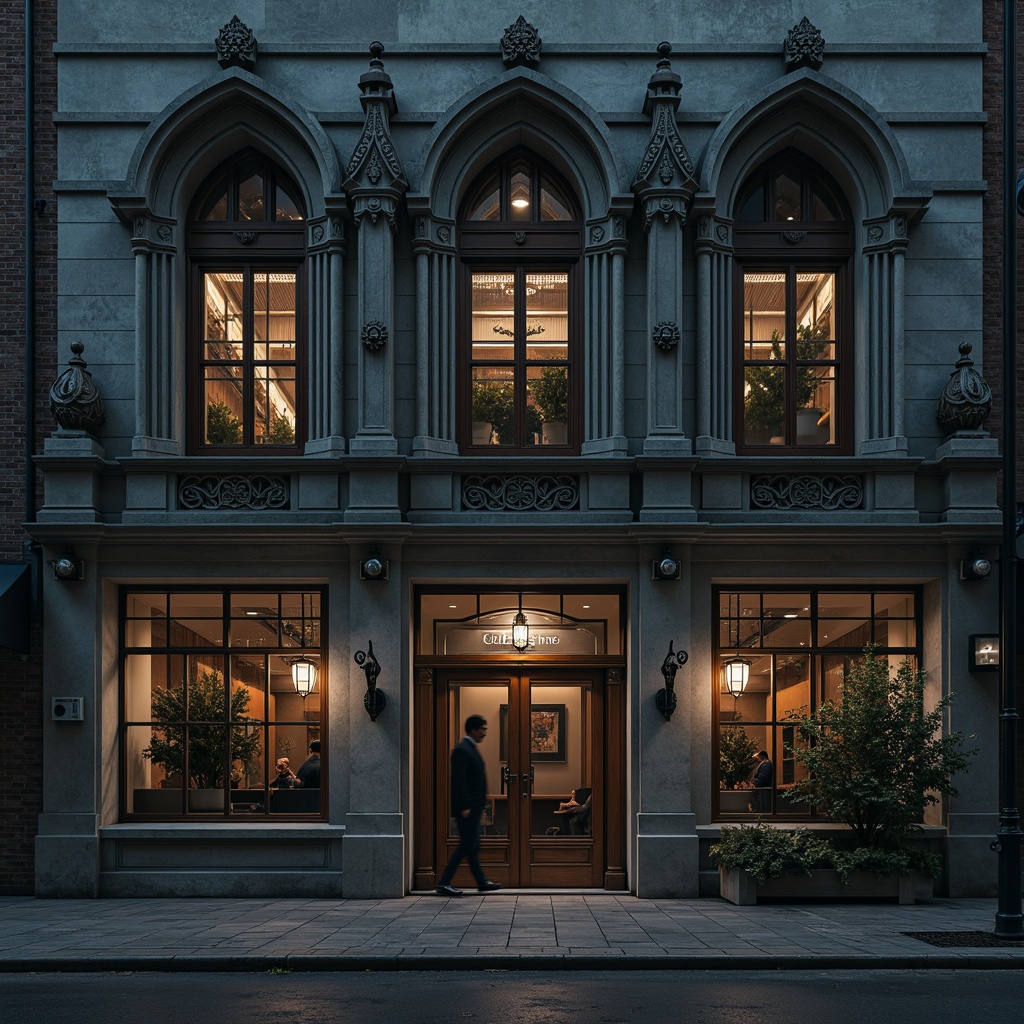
xmin=0 ymin=563 xmax=31 ymax=654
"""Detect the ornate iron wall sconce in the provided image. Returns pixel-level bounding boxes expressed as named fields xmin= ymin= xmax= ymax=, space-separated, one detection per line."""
xmin=656 ymin=640 xmax=688 ymax=720
xmin=354 ymin=640 xmax=386 ymax=721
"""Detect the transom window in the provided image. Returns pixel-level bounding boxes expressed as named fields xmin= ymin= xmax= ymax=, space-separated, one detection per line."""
xmin=734 ymin=151 xmax=852 ymax=453
xmin=121 ymin=588 xmax=324 ymax=819
xmin=188 ymin=152 xmax=306 ymax=453
xmin=459 ymin=151 xmax=581 ymax=453
xmin=714 ymin=588 xmax=920 ymax=819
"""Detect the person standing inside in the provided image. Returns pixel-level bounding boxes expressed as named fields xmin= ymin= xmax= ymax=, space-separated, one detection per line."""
xmin=435 ymin=715 xmax=502 ymax=897
xmin=751 ymin=749 xmax=773 ymax=813
xmin=296 ymin=740 xmax=321 ymax=788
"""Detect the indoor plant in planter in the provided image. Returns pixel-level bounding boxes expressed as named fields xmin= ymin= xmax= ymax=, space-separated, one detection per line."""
xmin=471 ymin=379 xmax=514 ymax=445
xmin=711 ymin=646 xmax=974 ymax=903
xmin=531 ymin=366 xmax=569 ymax=445
xmin=141 ymin=667 xmax=262 ymax=812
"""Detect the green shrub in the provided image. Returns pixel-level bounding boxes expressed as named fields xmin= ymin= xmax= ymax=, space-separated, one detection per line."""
xmin=710 ymin=821 xmax=832 ymax=885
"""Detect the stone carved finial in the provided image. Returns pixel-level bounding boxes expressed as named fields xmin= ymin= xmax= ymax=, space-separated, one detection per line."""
xmin=501 ymin=15 xmax=541 ymax=68
xmin=632 ymin=41 xmax=696 ymax=227
xmin=49 ymin=341 xmax=105 ymax=433
xmin=937 ymin=342 xmax=992 ymax=434
xmin=216 ymin=15 xmax=257 ymax=69
xmin=784 ymin=16 xmax=824 ymax=73
xmin=344 ymin=41 xmax=407 ymax=203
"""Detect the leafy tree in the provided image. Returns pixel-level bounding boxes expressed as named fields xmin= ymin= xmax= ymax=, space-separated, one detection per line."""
xmin=719 ymin=726 xmax=758 ymax=790
xmin=785 ymin=647 xmax=975 ymax=848
xmin=142 ymin=668 xmax=261 ymax=789
xmin=260 ymin=412 xmax=295 ymax=445
xmin=206 ymin=400 xmax=242 ymax=444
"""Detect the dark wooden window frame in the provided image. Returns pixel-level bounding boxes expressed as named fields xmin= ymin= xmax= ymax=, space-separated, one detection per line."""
xmin=457 ymin=151 xmax=583 ymax=455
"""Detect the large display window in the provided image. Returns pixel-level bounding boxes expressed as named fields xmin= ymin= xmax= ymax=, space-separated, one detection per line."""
xmin=121 ymin=587 xmax=324 ymax=818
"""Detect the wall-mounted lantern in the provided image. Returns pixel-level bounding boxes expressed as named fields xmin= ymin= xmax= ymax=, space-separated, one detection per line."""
xmin=960 ymin=553 xmax=992 ymax=581
xmin=290 ymin=655 xmax=319 ymax=698
xmin=51 ymin=550 xmax=84 ymax=581
xmin=655 ymin=641 xmax=688 ymax=720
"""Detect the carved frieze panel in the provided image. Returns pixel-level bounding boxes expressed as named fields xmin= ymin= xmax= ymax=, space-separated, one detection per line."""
xmin=462 ymin=474 xmax=580 ymax=512
xmin=751 ymin=475 xmax=863 ymax=510
xmin=178 ymin=475 xmax=290 ymax=510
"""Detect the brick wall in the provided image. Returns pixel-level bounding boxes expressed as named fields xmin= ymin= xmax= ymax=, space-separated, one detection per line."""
xmin=0 ymin=0 xmax=56 ymax=895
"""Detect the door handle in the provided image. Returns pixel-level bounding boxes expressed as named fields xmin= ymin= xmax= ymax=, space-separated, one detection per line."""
xmin=501 ymin=765 xmax=516 ymax=795
xmin=521 ymin=765 xmax=534 ymax=798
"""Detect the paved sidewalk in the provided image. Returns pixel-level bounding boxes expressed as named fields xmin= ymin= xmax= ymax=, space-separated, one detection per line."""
xmin=2 ymin=894 xmax=1023 ymax=972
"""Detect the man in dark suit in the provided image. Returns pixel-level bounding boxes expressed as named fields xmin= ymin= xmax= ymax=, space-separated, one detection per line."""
xmin=435 ymin=715 xmax=502 ymax=897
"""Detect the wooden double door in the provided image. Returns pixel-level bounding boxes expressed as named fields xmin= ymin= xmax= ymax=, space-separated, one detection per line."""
xmin=419 ymin=666 xmax=625 ymax=890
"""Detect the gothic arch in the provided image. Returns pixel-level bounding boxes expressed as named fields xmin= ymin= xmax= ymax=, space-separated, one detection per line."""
xmin=109 ymin=67 xmax=343 ymax=222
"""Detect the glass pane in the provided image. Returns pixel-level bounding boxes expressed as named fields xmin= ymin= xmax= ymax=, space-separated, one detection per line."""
xmin=525 ymin=272 xmax=568 ymax=357
xmin=125 ymin=654 xmax=162 ymax=720
xmin=204 ymin=272 xmax=244 ymax=347
xmin=762 ymin=594 xmax=812 ymax=647
xmin=526 ymin=366 xmax=568 ymax=446
xmin=777 ymin=723 xmax=812 ymax=812
xmin=820 ymin=653 xmax=857 ymax=705
xmin=540 ymin=173 xmax=572 ymax=221
xmin=811 ymin=180 xmax=842 ymax=221
xmin=775 ymin=654 xmax=811 ymax=719
xmin=199 ymin=185 xmax=228 ymax=221
xmin=774 ymin=164 xmax=801 ymax=220
xmin=275 ymin=182 xmax=303 ymax=221
xmin=718 ymin=724 xmax=766 ymax=812
xmin=254 ymin=366 xmax=296 ymax=445
xmin=510 ymin=169 xmax=531 ymax=221
xmin=744 ymin=364 xmax=785 ymax=444
xmin=126 ymin=592 xmax=166 ymax=619
xmin=532 ymin=683 xmax=592 ymax=838
xmin=796 ymin=273 xmax=834 ymax=352
xmin=238 ymin=167 xmax=265 ymax=221
xmin=471 ymin=369 xmax=515 ymax=445
xmin=737 ymin=180 xmax=765 ymax=222
xmin=252 ymin=272 xmax=296 ymax=350
xmin=465 ymin=173 xmax=501 ymax=221
xmin=818 ymin=590 xmax=871 ymax=646
xmin=742 ymin=273 xmax=786 ymax=357
xmin=471 ymin=272 xmax=515 ymax=361
xmin=127 ymin=726 xmax=185 ymax=814
xmin=204 ymin=375 xmax=244 ymax=445
xmin=718 ymin=652 xmax=771 ymax=723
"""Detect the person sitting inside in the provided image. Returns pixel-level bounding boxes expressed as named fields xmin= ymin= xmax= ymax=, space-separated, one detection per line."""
xmin=270 ymin=757 xmax=300 ymax=789
xmin=549 ymin=787 xmax=593 ymax=835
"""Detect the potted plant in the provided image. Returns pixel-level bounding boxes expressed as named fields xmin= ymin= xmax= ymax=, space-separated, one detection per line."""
xmin=531 ymin=366 xmax=569 ymax=445
xmin=141 ymin=667 xmax=262 ymax=811
xmin=719 ymin=726 xmax=758 ymax=791
xmin=711 ymin=646 xmax=974 ymax=904
xmin=471 ymin=379 xmax=514 ymax=445
xmin=206 ymin=399 xmax=242 ymax=444
xmin=259 ymin=411 xmax=295 ymax=445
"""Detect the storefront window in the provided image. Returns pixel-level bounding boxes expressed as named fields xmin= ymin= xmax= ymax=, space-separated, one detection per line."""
xmin=714 ymin=588 xmax=919 ymax=818
xmin=122 ymin=588 xmax=324 ymax=818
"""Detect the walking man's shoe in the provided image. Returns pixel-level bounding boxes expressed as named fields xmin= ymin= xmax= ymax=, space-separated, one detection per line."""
xmin=477 ymin=880 xmax=502 ymax=892
xmin=435 ymin=883 xmax=463 ymax=897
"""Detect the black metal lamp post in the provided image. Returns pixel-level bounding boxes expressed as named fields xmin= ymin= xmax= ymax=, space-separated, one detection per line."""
xmin=994 ymin=0 xmax=1024 ymax=940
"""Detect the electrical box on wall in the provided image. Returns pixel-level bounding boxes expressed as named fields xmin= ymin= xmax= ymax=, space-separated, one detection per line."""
xmin=52 ymin=697 xmax=84 ymax=722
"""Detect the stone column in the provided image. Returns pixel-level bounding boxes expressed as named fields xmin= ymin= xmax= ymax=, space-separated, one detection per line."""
xmin=631 ymin=43 xmax=696 ymax=458
xmin=344 ymin=43 xmax=408 ymax=456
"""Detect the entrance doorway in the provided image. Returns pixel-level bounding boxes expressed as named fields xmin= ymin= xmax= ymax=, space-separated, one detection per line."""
xmin=417 ymin=667 xmax=624 ymax=889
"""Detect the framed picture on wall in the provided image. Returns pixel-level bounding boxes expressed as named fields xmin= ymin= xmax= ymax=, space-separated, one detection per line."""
xmin=500 ymin=703 xmax=567 ymax=762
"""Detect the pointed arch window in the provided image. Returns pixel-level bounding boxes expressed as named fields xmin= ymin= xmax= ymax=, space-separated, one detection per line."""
xmin=458 ymin=151 xmax=582 ymax=453
xmin=187 ymin=152 xmax=306 ymax=453
xmin=734 ymin=151 xmax=853 ymax=453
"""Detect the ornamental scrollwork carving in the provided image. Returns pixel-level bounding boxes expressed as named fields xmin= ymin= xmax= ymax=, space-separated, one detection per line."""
xmin=178 ymin=475 xmax=290 ymax=511
xmin=462 ymin=475 xmax=580 ymax=512
xmin=751 ymin=475 xmax=863 ymax=511
xmin=234 ymin=231 xmax=257 ymax=245
xmin=49 ymin=341 xmax=105 ymax=432
xmin=782 ymin=230 xmax=807 ymax=245
xmin=937 ymin=342 xmax=992 ymax=434
xmin=784 ymin=16 xmax=824 ymax=72
xmin=216 ymin=15 xmax=257 ymax=69
xmin=361 ymin=320 xmax=388 ymax=351
xmin=500 ymin=15 xmax=541 ymax=68
xmin=653 ymin=321 xmax=680 ymax=351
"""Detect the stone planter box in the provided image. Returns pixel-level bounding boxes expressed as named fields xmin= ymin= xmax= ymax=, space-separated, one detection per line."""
xmin=719 ymin=866 xmax=930 ymax=905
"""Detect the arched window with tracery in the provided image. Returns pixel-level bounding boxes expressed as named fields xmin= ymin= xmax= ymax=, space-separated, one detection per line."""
xmin=458 ymin=150 xmax=582 ymax=453
xmin=187 ymin=151 xmax=306 ymax=453
xmin=734 ymin=150 xmax=853 ymax=453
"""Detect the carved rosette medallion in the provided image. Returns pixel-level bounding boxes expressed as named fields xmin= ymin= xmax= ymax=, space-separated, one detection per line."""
xmin=652 ymin=321 xmax=681 ymax=351
xmin=500 ymin=16 xmax=541 ymax=68
xmin=784 ymin=17 xmax=824 ymax=73
xmin=179 ymin=475 xmax=289 ymax=511
xmin=361 ymin=320 xmax=388 ymax=351
xmin=215 ymin=16 xmax=258 ymax=69
xmin=234 ymin=231 xmax=257 ymax=245
xmin=49 ymin=341 xmax=105 ymax=432
xmin=751 ymin=475 xmax=863 ymax=511
xmin=462 ymin=475 xmax=579 ymax=512
xmin=936 ymin=342 xmax=992 ymax=434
